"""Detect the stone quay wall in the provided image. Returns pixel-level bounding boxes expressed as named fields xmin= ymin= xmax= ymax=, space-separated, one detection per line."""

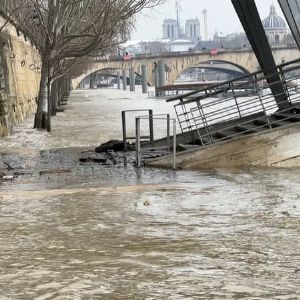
xmin=0 ymin=16 xmax=40 ymax=137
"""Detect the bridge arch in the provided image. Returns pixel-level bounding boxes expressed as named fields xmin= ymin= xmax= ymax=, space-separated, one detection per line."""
xmin=203 ymin=60 xmax=251 ymax=74
xmin=174 ymin=59 xmax=251 ymax=83
xmin=75 ymin=67 xmax=150 ymax=89
xmin=71 ymin=48 xmax=300 ymax=88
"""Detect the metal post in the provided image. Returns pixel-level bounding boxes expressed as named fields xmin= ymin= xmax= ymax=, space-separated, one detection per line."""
xmin=129 ymin=68 xmax=135 ymax=92
xmin=167 ymin=114 xmax=170 ymax=153
xmin=278 ymin=0 xmax=300 ymax=50
xmin=122 ymin=69 xmax=127 ymax=91
xmin=141 ymin=65 xmax=148 ymax=94
xmin=231 ymin=0 xmax=290 ymax=111
xmin=117 ymin=71 xmax=121 ymax=90
xmin=230 ymin=82 xmax=242 ymax=118
xmin=149 ymin=109 xmax=154 ymax=142
xmin=173 ymin=120 xmax=176 ymax=170
xmin=122 ymin=111 xmax=127 ymax=151
xmin=135 ymin=117 xmax=141 ymax=167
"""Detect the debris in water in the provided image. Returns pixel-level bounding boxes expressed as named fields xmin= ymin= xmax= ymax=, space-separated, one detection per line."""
xmin=79 ymin=157 xmax=107 ymax=164
xmin=3 ymin=161 xmax=14 ymax=170
xmin=95 ymin=140 xmax=134 ymax=153
xmin=281 ymin=211 xmax=290 ymax=217
xmin=39 ymin=169 xmax=71 ymax=176
xmin=2 ymin=175 xmax=14 ymax=180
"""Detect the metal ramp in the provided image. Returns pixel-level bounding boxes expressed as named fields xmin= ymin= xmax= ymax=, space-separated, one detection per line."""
xmin=164 ymin=57 xmax=300 ymax=151
xmin=121 ymin=58 xmax=300 ymax=168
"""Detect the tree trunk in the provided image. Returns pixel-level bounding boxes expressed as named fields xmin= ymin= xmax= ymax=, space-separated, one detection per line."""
xmin=46 ymin=75 xmax=51 ymax=132
xmin=34 ymin=61 xmax=48 ymax=129
xmin=51 ymin=79 xmax=58 ymax=116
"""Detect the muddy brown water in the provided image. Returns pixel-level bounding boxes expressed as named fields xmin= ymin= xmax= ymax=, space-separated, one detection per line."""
xmin=0 ymin=88 xmax=299 ymax=299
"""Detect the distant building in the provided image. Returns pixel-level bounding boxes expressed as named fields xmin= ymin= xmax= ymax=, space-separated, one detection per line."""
xmin=162 ymin=18 xmax=201 ymax=41
xmin=185 ymin=19 xmax=201 ymax=41
xmin=262 ymin=4 xmax=288 ymax=46
xmin=163 ymin=19 xmax=179 ymax=40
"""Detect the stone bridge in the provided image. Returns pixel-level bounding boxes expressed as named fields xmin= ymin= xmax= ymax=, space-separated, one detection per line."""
xmin=72 ymin=47 xmax=300 ymax=89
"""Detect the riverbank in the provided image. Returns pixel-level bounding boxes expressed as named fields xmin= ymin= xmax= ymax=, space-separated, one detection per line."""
xmin=0 ymin=87 xmax=177 ymax=191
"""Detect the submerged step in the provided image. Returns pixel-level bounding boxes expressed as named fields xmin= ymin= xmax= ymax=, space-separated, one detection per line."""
xmin=215 ymin=129 xmax=240 ymax=140
xmin=177 ymin=144 xmax=201 ymax=151
xmin=270 ymin=119 xmax=293 ymax=127
xmin=252 ymin=119 xmax=269 ymax=127
xmin=274 ymin=113 xmax=300 ymax=122
xmin=234 ymin=124 xmax=267 ymax=133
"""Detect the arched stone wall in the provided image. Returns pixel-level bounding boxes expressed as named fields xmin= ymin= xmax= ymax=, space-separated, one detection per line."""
xmin=77 ymin=67 xmax=149 ymax=88
xmin=72 ymin=48 xmax=300 ymax=89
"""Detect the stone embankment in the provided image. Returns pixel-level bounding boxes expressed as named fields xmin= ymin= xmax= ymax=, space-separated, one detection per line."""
xmin=0 ymin=16 xmax=40 ymax=137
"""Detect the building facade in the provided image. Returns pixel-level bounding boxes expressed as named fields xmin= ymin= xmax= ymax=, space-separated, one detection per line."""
xmin=262 ymin=4 xmax=288 ymax=46
xmin=185 ymin=19 xmax=201 ymax=41
xmin=162 ymin=19 xmax=179 ymax=40
xmin=162 ymin=18 xmax=201 ymax=41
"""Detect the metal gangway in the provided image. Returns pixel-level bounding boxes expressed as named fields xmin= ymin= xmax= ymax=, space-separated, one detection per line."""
xmin=166 ymin=57 xmax=300 ymax=147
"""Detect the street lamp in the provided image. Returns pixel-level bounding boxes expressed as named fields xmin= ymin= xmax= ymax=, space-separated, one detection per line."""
xmin=141 ymin=41 xmax=147 ymax=55
xmin=219 ymin=32 xmax=225 ymax=49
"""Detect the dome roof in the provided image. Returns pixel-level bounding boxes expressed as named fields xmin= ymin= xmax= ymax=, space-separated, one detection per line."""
xmin=262 ymin=4 xmax=287 ymax=29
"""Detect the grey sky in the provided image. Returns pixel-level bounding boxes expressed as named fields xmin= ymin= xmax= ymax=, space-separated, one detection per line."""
xmin=131 ymin=0 xmax=285 ymax=41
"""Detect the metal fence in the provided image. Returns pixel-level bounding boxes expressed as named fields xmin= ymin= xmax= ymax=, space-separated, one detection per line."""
xmin=135 ymin=114 xmax=177 ymax=169
xmin=122 ymin=109 xmax=154 ymax=151
xmin=167 ymin=58 xmax=300 ymax=146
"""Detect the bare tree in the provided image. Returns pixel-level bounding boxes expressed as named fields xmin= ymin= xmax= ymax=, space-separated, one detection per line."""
xmin=1 ymin=0 xmax=163 ymax=131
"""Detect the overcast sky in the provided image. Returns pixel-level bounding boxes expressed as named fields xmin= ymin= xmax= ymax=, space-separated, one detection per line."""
xmin=131 ymin=0 xmax=285 ymax=41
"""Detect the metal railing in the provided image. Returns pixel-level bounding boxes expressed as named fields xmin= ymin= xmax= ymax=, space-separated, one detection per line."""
xmin=166 ymin=57 xmax=300 ymax=146
xmin=122 ymin=109 xmax=154 ymax=151
xmin=135 ymin=114 xmax=177 ymax=169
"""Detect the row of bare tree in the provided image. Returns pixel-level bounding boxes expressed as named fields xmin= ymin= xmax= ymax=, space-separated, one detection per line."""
xmin=0 ymin=0 xmax=163 ymax=131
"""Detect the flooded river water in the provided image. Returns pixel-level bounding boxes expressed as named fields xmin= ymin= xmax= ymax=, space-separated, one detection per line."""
xmin=0 ymin=88 xmax=299 ymax=299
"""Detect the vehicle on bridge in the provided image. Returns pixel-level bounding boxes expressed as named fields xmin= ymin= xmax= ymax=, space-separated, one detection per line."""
xmin=123 ymin=52 xmax=132 ymax=61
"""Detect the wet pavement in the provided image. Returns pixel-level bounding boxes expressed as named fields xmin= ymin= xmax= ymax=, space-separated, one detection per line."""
xmin=0 ymin=88 xmax=300 ymax=299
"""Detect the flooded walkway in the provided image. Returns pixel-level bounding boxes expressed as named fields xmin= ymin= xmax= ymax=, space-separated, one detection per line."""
xmin=0 ymin=88 xmax=299 ymax=299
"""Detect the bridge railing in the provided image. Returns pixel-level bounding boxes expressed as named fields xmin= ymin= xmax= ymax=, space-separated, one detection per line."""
xmin=102 ymin=46 xmax=297 ymax=62
xmin=167 ymin=57 xmax=300 ymax=145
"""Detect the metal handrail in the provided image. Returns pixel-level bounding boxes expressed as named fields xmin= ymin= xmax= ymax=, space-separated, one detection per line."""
xmin=191 ymin=104 xmax=300 ymax=146
xmin=135 ymin=115 xmax=177 ymax=169
xmin=122 ymin=109 xmax=154 ymax=151
xmin=167 ymin=56 xmax=300 ymax=103
xmin=170 ymin=58 xmax=300 ymax=147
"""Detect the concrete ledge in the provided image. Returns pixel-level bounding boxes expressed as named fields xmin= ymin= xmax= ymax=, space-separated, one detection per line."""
xmin=147 ymin=122 xmax=300 ymax=169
